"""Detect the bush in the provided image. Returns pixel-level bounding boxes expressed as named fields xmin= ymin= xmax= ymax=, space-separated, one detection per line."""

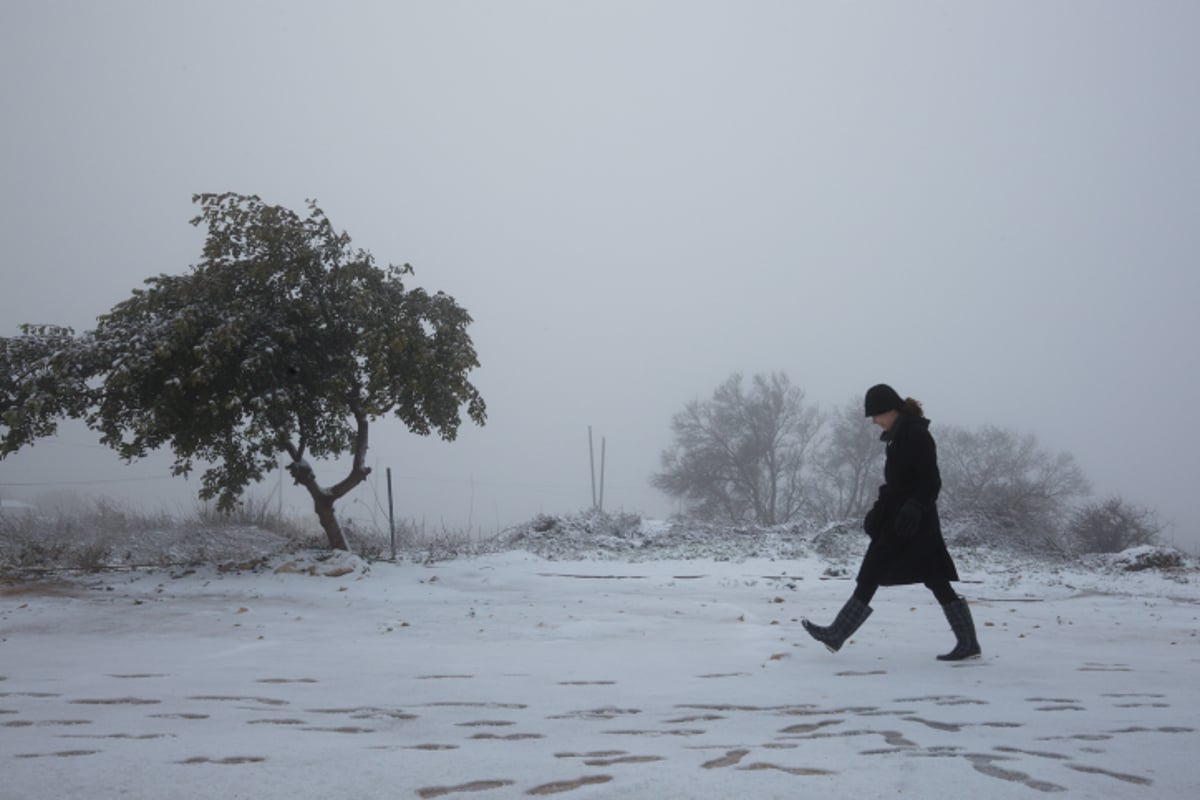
xmin=1066 ymin=497 xmax=1162 ymax=554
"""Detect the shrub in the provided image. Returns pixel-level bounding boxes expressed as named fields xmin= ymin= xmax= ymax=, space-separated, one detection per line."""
xmin=1066 ymin=497 xmax=1162 ymax=554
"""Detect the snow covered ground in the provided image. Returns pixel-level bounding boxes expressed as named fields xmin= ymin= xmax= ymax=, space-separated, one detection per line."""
xmin=2 ymin=519 xmax=1198 ymax=799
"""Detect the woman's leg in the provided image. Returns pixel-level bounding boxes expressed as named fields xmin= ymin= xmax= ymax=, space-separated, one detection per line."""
xmin=924 ymin=580 xmax=957 ymax=606
xmin=802 ymin=582 xmax=876 ymax=653
xmin=854 ymin=581 xmax=879 ymax=604
xmin=926 ymin=581 xmax=982 ymax=661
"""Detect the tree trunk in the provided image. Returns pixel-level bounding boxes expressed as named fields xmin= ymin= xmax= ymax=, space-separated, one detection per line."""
xmin=285 ymin=458 xmax=357 ymax=552
xmin=313 ymin=494 xmax=350 ymax=551
xmin=282 ymin=406 xmax=371 ymax=552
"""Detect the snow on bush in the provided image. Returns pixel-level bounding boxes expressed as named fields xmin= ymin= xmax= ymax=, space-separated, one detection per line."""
xmin=491 ymin=510 xmax=825 ymax=562
xmin=1107 ymin=545 xmax=1186 ymax=572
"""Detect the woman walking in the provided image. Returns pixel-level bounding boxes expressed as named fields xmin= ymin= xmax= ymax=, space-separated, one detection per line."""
xmin=802 ymin=384 xmax=981 ymax=661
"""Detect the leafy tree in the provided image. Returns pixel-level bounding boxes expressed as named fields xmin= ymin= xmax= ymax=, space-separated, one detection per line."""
xmin=1066 ymin=496 xmax=1162 ymax=553
xmin=1 ymin=324 xmax=92 ymax=456
xmin=652 ymin=372 xmax=822 ymax=525
xmin=812 ymin=396 xmax=884 ymax=522
xmin=0 ymin=193 xmax=486 ymax=550
xmin=938 ymin=424 xmax=1089 ymax=546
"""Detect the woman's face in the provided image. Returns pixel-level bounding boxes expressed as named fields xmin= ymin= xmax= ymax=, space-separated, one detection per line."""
xmin=871 ymin=410 xmax=900 ymax=432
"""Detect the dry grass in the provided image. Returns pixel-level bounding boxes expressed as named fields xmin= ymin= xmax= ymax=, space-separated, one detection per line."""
xmin=0 ymin=495 xmax=309 ymax=574
xmin=0 ymin=493 xmax=491 ymax=574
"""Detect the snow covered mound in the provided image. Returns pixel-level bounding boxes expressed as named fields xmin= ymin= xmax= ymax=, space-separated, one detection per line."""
xmin=269 ymin=549 xmax=369 ymax=577
xmin=490 ymin=511 xmax=826 ymax=562
xmin=482 ymin=512 xmax=1198 ymax=594
xmin=1095 ymin=544 xmax=1187 ymax=572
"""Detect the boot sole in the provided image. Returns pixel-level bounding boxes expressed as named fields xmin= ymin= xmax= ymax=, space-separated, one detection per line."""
xmin=801 ymin=620 xmax=841 ymax=654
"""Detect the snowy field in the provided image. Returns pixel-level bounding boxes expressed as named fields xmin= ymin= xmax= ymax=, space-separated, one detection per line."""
xmin=2 ymin=520 xmax=1199 ymax=799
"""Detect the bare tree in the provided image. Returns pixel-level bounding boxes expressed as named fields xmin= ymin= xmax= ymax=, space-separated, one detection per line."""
xmin=812 ymin=396 xmax=883 ymax=522
xmin=938 ymin=424 xmax=1090 ymax=545
xmin=652 ymin=372 xmax=822 ymax=526
xmin=1066 ymin=496 xmax=1163 ymax=553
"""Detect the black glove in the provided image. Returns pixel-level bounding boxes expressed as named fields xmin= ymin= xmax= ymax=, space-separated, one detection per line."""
xmin=863 ymin=506 xmax=882 ymax=539
xmin=894 ymin=499 xmax=922 ymax=540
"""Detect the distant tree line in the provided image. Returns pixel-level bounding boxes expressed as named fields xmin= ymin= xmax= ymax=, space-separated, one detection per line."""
xmin=652 ymin=372 xmax=1163 ymax=555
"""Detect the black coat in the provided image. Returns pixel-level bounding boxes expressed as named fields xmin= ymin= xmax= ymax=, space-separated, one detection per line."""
xmin=857 ymin=414 xmax=959 ymax=587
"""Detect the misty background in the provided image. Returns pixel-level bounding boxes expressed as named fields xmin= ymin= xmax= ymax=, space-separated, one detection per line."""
xmin=2 ymin=1 xmax=1197 ymax=549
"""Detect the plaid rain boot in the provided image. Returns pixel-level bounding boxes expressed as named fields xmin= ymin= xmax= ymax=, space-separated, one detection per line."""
xmin=801 ymin=596 xmax=873 ymax=653
xmin=937 ymin=596 xmax=982 ymax=661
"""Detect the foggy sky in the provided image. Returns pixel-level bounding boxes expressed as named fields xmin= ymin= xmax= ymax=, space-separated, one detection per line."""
xmin=2 ymin=1 xmax=1198 ymax=548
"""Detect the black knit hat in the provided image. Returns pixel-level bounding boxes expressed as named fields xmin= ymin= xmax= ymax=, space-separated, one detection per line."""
xmin=864 ymin=384 xmax=904 ymax=417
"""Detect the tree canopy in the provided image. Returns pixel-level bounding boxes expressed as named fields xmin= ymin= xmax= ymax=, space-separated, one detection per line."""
xmin=812 ymin=397 xmax=884 ymax=521
xmin=652 ymin=372 xmax=823 ymax=526
xmin=0 ymin=193 xmax=486 ymax=550
xmin=937 ymin=424 xmax=1090 ymax=548
xmin=1 ymin=324 xmax=91 ymax=456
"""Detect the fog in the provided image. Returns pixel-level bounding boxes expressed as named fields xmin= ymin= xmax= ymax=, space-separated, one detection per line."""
xmin=2 ymin=2 xmax=1197 ymax=549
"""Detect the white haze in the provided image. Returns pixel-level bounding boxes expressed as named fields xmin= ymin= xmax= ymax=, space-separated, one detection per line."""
xmin=1 ymin=2 xmax=1198 ymax=548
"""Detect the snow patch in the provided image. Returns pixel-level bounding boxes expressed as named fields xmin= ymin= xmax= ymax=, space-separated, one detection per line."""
xmin=270 ymin=549 xmax=369 ymax=578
